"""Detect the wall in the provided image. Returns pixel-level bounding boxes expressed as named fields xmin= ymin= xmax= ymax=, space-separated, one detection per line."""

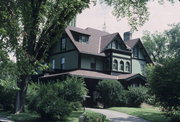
xmin=50 ymin=37 xmax=75 ymax=54
xmin=112 ymin=53 xmax=131 ymax=73
xmin=49 ymin=50 xmax=79 ymax=70
xmin=81 ymin=54 xmax=103 ymax=71
xmin=132 ymin=59 xmax=146 ymax=75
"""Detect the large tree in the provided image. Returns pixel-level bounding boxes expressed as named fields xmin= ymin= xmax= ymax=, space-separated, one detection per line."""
xmin=142 ymin=23 xmax=180 ymax=63
xmin=0 ymin=0 xmax=176 ymax=113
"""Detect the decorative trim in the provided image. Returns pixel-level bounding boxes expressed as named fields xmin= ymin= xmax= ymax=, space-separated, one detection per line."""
xmin=112 ymin=55 xmax=131 ymax=60
xmin=50 ymin=49 xmax=77 ymax=56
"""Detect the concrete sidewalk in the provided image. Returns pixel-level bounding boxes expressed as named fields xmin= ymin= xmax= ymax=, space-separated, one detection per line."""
xmin=86 ymin=108 xmax=149 ymax=122
xmin=0 ymin=117 xmax=14 ymax=122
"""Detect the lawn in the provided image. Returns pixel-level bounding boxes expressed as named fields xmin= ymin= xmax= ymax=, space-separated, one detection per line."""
xmin=109 ymin=107 xmax=170 ymax=122
xmin=0 ymin=109 xmax=107 ymax=122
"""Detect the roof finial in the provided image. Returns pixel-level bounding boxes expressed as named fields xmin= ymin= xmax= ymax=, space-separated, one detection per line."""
xmin=102 ymin=20 xmax=106 ymax=32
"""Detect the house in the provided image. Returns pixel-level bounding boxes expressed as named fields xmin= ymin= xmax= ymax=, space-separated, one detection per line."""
xmin=40 ymin=26 xmax=152 ymax=105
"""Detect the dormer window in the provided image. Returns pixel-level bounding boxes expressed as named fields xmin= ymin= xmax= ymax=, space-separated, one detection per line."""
xmin=133 ymin=46 xmax=138 ymax=58
xmin=79 ymin=35 xmax=88 ymax=43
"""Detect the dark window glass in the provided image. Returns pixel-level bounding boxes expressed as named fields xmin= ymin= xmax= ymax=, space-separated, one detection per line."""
xmin=120 ymin=61 xmax=124 ymax=71
xmin=60 ymin=57 xmax=65 ymax=69
xmin=126 ymin=62 xmax=130 ymax=72
xmin=61 ymin=38 xmax=66 ymax=51
xmin=113 ymin=59 xmax=118 ymax=70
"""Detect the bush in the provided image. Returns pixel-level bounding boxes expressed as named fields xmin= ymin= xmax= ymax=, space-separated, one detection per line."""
xmin=80 ymin=112 xmax=107 ymax=122
xmin=148 ymin=57 xmax=180 ymax=111
xmin=97 ymin=80 xmax=125 ymax=108
xmin=0 ymin=85 xmax=17 ymax=112
xmin=27 ymin=77 xmax=87 ymax=120
xmin=126 ymin=85 xmax=148 ymax=107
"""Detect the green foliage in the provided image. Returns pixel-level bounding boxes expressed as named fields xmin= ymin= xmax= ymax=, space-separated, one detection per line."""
xmin=165 ymin=23 xmax=180 ymax=57
xmin=63 ymin=77 xmax=88 ymax=102
xmin=27 ymin=77 xmax=87 ymax=120
xmin=148 ymin=57 xmax=180 ymax=112
xmin=126 ymin=85 xmax=148 ymax=107
xmin=0 ymin=86 xmax=17 ymax=112
xmin=97 ymin=80 xmax=125 ymax=107
xmin=142 ymin=23 xmax=180 ymax=63
xmin=81 ymin=111 xmax=107 ymax=122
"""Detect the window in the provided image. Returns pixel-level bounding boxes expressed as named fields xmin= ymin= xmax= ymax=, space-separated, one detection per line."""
xmin=141 ymin=64 xmax=145 ymax=75
xmin=52 ymin=59 xmax=55 ymax=69
xmin=126 ymin=62 xmax=130 ymax=72
xmin=90 ymin=57 xmax=96 ymax=69
xmin=79 ymin=35 xmax=88 ymax=43
xmin=113 ymin=59 xmax=118 ymax=70
xmin=112 ymin=41 xmax=116 ymax=49
xmin=61 ymin=38 xmax=66 ymax=51
xmin=60 ymin=57 xmax=65 ymax=69
xmin=120 ymin=61 xmax=124 ymax=71
xmin=133 ymin=46 xmax=138 ymax=58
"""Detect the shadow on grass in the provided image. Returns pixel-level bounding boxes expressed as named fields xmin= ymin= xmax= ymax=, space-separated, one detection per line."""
xmin=132 ymin=111 xmax=170 ymax=122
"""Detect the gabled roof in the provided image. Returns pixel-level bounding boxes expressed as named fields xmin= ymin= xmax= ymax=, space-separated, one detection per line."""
xmin=125 ymin=38 xmax=153 ymax=63
xmin=100 ymin=33 xmax=118 ymax=52
xmin=65 ymin=26 xmax=109 ymax=56
xmin=65 ymin=26 xmax=131 ymax=56
xmin=125 ymin=38 xmax=139 ymax=48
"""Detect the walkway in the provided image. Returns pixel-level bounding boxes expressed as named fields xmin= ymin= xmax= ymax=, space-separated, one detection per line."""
xmin=86 ymin=108 xmax=149 ymax=122
xmin=0 ymin=117 xmax=14 ymax=122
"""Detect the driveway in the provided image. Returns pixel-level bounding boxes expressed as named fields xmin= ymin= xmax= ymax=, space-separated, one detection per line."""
xmin=86 ymin=108 xmax=149 ymax=122
xmin=0 ymin=117 xmax=14 ymax=122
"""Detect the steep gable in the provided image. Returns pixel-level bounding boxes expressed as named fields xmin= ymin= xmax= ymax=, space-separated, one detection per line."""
xmin=125 ymin=38 xmax=152 ymax=63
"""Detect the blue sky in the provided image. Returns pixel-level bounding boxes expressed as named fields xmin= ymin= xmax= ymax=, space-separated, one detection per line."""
xmin=77 ymin=0 xmax=180 ymax=39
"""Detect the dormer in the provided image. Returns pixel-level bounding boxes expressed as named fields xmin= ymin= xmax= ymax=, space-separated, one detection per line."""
xmin=70 ymin=30 xmax=90 ymax=44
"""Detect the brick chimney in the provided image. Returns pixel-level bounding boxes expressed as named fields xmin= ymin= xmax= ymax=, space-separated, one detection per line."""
xmin=123 ymin=31 xmax=132 ymax=41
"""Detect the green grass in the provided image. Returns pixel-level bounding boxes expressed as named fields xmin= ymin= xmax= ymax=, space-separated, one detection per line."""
xmin=109 ymin=107 xmax=170 ymax=122
xmin=65 ymin=110 xmax=84 ymax=122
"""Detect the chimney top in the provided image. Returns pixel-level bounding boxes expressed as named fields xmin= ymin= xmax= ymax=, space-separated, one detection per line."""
xmin=123 ymin=31 xmax=132 ymax=41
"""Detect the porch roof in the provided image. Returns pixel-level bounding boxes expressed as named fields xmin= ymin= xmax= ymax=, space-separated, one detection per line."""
xmin=40 ymin=70 xmax=145 ymax=81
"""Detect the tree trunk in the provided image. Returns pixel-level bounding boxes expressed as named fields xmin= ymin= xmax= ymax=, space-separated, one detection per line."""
xmin=15 ymin=75 xmax=30 ymax=114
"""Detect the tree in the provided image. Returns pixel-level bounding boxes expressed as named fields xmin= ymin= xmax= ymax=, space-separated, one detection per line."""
xmin=148 ymin=57 xmax=180 ymax=112
xmin=142 ymin=23 xmax=180 ymax=63
xmin=165 ymin=23 xmax=180 ymax=57
xmin=1 ymin=0 xmax=89 ymax=113
xmin=0 ymin=0 xmax=176 ymax=113
xmin=142 ymin=31 xmax=169 ymax=63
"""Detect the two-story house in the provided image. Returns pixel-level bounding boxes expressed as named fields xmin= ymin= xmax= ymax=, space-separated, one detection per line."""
xmin=40 ymin=26 xmax=152 ymax=105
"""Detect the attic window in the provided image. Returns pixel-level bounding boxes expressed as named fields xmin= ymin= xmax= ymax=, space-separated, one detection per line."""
xmin=79 ymin=35 xmax=88 ymax=43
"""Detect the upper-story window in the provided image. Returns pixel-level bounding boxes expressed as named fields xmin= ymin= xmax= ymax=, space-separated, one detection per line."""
xmin=133 ymin=46 xmax=138 ymax=58
xmin=125 ymin=62 xmax=130 ymax=72
xmin=120 ymin=61 xmax=124 ymax=71
xmin=113 ymin=59 xmax=118 ymax=70
xmin=60 ymin=57 xmax=65 ymax=69
xmin=52 ymin=59 xmax=55 ymax=69
xmin=79 ymin=35 xmax=88 ymax=43
xmin=90 ymin=57 xmax=96 ymax=69
xmin=61 ymin=38 xmax=66 ymax=51
xmin=111 ymin=40 xmax=119 ymax=49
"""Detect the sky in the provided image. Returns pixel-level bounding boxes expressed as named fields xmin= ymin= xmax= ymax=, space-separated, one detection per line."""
xmin=76 ymin=0 xmax=180 ymax=39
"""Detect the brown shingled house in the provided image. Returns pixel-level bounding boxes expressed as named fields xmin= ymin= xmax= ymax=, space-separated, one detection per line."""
xmin=40 ymin=26 xmax=152 ymax=105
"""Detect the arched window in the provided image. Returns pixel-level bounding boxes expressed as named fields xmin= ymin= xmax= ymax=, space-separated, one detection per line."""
xmin=126 ymin=62 xmax=130 ymax=72
xmin=120 ymin=61 xmax=124 ymax=71
xmin=113 ymin=59 xmax=118 ymax=70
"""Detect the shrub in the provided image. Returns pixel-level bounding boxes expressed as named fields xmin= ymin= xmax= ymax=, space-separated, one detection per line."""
xmin=0 ymin=84 xmax=17 ymax=112
xmin=148 ymin=57 xmax=180 ymax=111
xmin=97 ymin=80 xmax=125 ymax=108
xmin=126 ymin=85 xmax=148 ymax=107
xmin=27 ymin=77 xmax=87 ymax=120
xmin=80 ymin=111 xmax=107 ymax=122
